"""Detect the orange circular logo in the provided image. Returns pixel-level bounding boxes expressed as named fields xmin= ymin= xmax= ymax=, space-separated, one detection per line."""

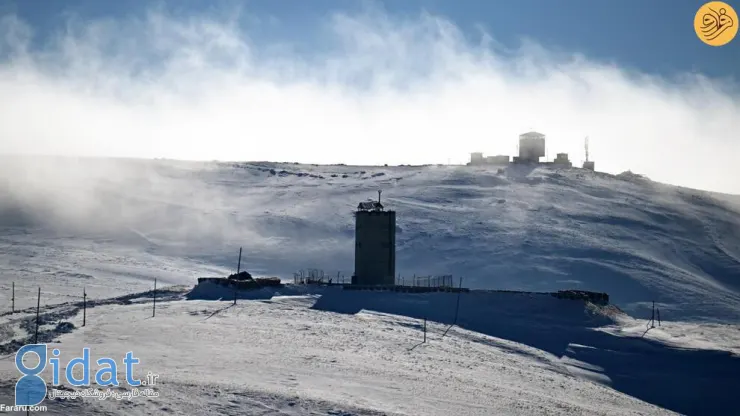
xmin=694 ymin=1 xmax=738 ymax=46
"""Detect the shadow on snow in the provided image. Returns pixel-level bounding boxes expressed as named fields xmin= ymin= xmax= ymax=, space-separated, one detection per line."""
xmin=310 ymin=289 xmax=740 ymax=416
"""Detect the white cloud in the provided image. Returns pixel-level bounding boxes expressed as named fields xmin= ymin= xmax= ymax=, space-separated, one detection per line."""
xmin=0 ymin=5 xmax=738 ymax=194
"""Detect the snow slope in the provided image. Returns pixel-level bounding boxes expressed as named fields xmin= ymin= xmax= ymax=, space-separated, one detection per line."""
xmin=1 ymin=156 xmax=738 ymax=321
xmin=0 ymin=285 xmax=738 ymax=415
xmin=1 ymin=156 xmax=739 ymax=415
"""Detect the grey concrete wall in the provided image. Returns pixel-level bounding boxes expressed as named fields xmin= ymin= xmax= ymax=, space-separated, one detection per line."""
xmin=518 ymin=137 xmax=545 ymax=161
xmin=354 ymin=210 xmax=395 ymax=285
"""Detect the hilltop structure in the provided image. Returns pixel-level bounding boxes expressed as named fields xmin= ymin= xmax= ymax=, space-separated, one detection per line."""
xmin=468 ymin=131 xmax=591 ymax=170
xmin=513 ymin=131 xmax=546 ymax=163
xmin=469 ymin=152 xmax=510 ymax=165
xmin=553 ymin=153 xmax=573 ymax=168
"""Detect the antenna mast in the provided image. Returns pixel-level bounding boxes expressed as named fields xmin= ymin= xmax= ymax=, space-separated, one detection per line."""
xmin=584 ymin=136 xmax=590 ymax=163
xmin=378 ymin=190 xmax=382 ymax=204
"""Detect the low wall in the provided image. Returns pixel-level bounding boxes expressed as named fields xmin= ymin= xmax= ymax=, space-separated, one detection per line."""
xmin=338 ymin=285 xmax=608 ymax=304
xmin=196 ymin=277 xmax=284 ymax=290
xmin=342 ymin=284 xmax=469 ymax=293
xmin=552 ymin=290 xmax=609 ymax=305
xmin=192 ymin=279 xmax=608 ymax=306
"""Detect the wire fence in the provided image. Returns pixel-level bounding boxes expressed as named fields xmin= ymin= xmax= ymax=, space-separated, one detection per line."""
xmin=292 ymin=269 xmax=455 ymax=289
xmin=0 ymin=277 xmax=170 ymax=355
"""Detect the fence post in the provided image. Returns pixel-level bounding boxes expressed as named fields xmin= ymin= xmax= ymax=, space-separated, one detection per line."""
xmin=34 ymin=287 xmax=40 ymax=344
xmin=454 ymin=277 xmax=463 ymax=323
xmin=423 ymin=318 xmax=427 ymax=343
xmin=441 ymin=277 xmax=465 ymax=339
xmin=152 ymin=278 xmax=157 ymax=318
xmin=83 ymin=287 xmax=87 ymax=327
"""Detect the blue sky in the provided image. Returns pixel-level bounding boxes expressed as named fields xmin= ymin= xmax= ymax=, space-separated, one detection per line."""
xmin=4 ymin=0 xmax=738 ymax=80
xmin=0 ymin=0 xmax=738 ymax=193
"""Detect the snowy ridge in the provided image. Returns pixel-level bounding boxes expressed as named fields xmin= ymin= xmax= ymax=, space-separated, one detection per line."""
xmin=0 ymin=154 xmax=739 ymax=415
xmin=2 ymin=157 xmax=737 ymax=321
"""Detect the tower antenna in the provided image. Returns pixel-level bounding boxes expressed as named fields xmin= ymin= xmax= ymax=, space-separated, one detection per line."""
xmin=585 ymin=136 xmax=590 ymax=163
xmin=378 ymin=190 xmax=382 ymax=204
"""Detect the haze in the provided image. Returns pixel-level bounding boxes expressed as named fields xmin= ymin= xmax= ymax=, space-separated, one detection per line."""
xmin=0 ymin=5 xmax=738 ymax=194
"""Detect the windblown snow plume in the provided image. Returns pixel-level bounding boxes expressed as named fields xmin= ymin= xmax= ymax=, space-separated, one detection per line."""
xmin=0 ymin=4 xmax=738 ymax=193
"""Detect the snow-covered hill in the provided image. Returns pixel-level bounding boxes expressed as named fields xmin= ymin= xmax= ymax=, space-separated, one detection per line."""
xmin=1 ymin=156 xmax=740 ymax=415
xmin=1 ymin=156 xmax=738 ymax=322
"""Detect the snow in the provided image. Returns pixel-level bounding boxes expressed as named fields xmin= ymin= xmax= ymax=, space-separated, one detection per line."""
xmin=3 ymin=157 xmax=738 ymax=321
xmin=0 ymin=156 xmax=739 ymax=414
xmin=0 ymin=284 xmax=738 ymax=415
xmin=0 ymin=287 xmax=685 ymax=415
xmin=597 ymin=315 xmax=740 ymax=356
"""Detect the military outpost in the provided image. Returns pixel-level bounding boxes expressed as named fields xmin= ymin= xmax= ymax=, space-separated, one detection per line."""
xmin=468 ymin=132 xmax=595 ymax=171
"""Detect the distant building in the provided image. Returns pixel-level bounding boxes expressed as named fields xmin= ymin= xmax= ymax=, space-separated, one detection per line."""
xmin=467 ymin=131 xmax=595 ymax=172
xmin=486 ymin=155 xmax=510 ymax=164
xmin=468 ymin=153 xmax=510 ymax=166
xmin=353 ymin=192 xmax=396 ymax=286
xmin=553 ymin=153 xmax=572 ymax=168
xmin=469 ymin=152 xmax=484 ymax=165
xmin=516 ymin=131 xmax=546 ymax=163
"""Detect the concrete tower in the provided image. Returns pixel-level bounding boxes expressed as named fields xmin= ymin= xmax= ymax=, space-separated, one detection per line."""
xmin=353 ymin=191 xmax=396 ymax=286
xmin=517 ymin=131 xmax=546 ymax=163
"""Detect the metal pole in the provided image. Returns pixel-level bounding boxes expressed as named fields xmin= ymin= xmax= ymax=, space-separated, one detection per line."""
xmin=34 ymin=287 xmax=40 ymax=344
xmin=423 ymin=318 xmax=427 ymax=343
xmin=453 ymin=277 xmax=463 ymax=324
xmin=11 ymin=282 xmax=14 ymax=314
xmin=152 ymin=278 xmax=157 ymax=318
xmin=237 ymin=247 xmax=242 ymax=274
xmin=83 ymin=288 xmax=87 ymax=327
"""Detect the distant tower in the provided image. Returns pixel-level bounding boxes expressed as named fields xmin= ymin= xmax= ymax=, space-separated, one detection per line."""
xmin=469 ymin=152 xmax=484 ymax=165
xmin=353 ymin=190 xmax=396 ymax=286
xmin=515 ymin=131 xmax=546 ymax=163
xmin=582 ymin=136 xmax=595 ymax=170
